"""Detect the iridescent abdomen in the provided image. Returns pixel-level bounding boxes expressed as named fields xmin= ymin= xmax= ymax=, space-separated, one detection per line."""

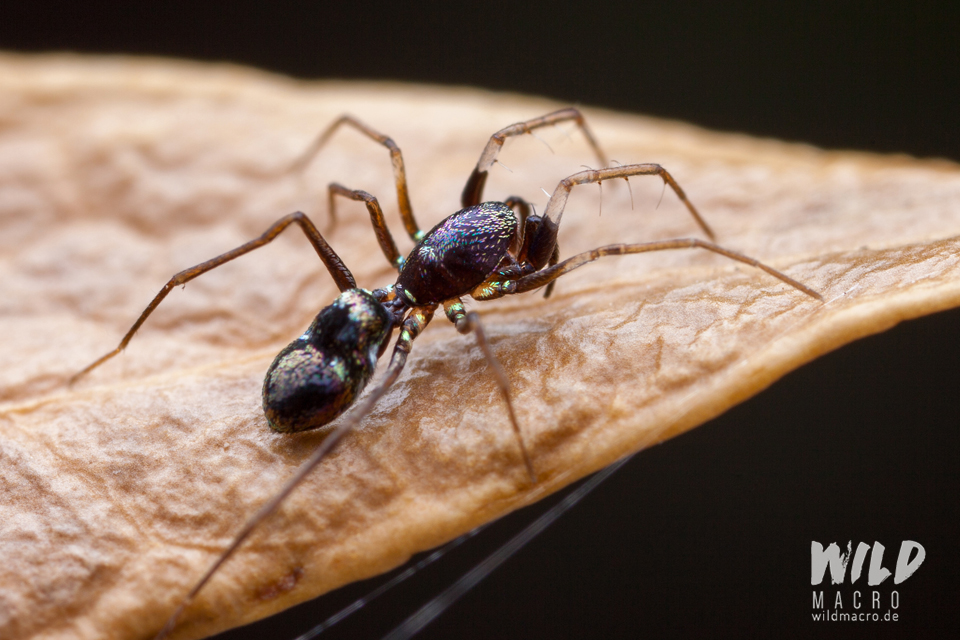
xmin=396 ymin=202 xmax=517 ymax=305
xmin=262 ymin=289 xmax=392 ymax=432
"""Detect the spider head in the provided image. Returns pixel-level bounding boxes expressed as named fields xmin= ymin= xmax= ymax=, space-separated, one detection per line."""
xmin=262 ymin=289 xmax=393 ymax=433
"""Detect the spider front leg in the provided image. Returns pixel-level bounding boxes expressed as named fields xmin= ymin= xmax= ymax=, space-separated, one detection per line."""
xmin=71 ymin=211 xmax=354 ymax=383
xmin=443 ymin=299 xmax=536 ymax=483
xmin=512 ymin=164 xmax=821 ymax=299
xmin=543 ymin=164 xmax=716 ymax=239
xmin=513 ymin=238 xmax=823 ymax=300
xmin=494 ymin=164 xmax=721 ymax=299
xmin=510 ymin=162 xmax=718 ymax=299
xmin=289 ymin=115 xmax=424 ymax=241
xmin=461 ymin=108 xmax=608 ymax=208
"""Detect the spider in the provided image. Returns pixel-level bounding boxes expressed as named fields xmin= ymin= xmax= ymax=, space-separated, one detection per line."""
xmin=71 ymin=108 xmax=822 ymax=638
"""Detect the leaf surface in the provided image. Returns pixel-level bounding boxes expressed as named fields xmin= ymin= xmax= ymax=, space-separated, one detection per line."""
xmin=1 ymin=54 xmax=959 ymax=640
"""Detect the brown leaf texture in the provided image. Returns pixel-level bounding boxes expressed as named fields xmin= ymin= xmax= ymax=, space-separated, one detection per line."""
xmin=2 ymin=54 xmax=960 ymax=640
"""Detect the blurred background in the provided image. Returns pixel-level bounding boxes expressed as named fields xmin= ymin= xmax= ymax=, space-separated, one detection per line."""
xmin=2 ymin=2 xmax=958 ymax=638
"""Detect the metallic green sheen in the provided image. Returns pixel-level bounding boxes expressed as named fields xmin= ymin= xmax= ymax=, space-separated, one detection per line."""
xmin=396 ymin=202 xmax=517 ymax=305
xmin=262 ymin=289 xmax=392 ymax=432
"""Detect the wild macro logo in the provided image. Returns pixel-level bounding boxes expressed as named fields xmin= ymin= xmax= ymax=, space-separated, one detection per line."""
xmin=811 ymin=541 xmax=926 ymax=623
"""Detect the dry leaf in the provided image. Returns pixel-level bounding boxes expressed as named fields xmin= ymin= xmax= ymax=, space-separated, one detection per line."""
xmin=1 ymin=54 xmax=959 ymax=640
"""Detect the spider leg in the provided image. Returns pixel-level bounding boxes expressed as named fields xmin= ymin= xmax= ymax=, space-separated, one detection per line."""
xmin=509 ymin=156 xmax=721 ymax=300
xmin=290 ymin=115 xmax=424 ymax=241
xmin=512 ymin=238 xmax=823 ymax=300
xmin=462 ymin=108 xmax=608 ymax=208
xmin=152 ymin=304 xmax=436 ymax=640
xmin=328 ymin=183 xmax=404 ymax=270
xmin=542 ymin=244 xmax=561 ymax=299
xmin=543 ymin=164 xmax=715 ymax=239
xmin=443 ymin=300 xmax=536 ymax=483
xmin=71 ymin=211 xmax=354 ymax=383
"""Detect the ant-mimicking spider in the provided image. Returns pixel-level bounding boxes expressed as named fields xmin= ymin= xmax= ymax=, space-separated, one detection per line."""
xmin=71 ymin=108 xmax=822 ymax=638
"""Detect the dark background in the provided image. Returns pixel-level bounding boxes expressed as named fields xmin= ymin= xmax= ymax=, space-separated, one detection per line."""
xmin=3 ymin=2 xmax=958 ymax=639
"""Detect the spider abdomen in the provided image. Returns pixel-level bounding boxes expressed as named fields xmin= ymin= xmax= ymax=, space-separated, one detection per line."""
xmin=262 ymin=289 xmax=392 ymax=432
xmin=396 ymin=202 xmax=517 ymax=305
